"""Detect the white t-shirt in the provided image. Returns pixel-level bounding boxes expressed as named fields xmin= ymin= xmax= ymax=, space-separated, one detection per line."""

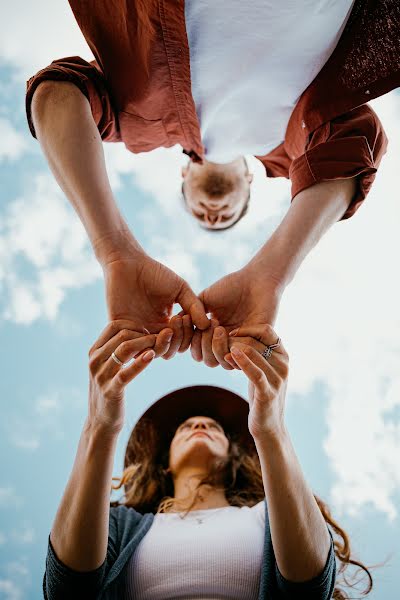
xmin=126 ymin=500 xmax=266 ymax=599
xmin=185 ymin=0 xmax=355 ymax=164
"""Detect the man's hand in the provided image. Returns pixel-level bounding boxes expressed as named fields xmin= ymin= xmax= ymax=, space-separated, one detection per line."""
xmin=102 ymin=251 xmax=210 ymax=360
xmin=190 ymin=264 xmax=283 ymax=369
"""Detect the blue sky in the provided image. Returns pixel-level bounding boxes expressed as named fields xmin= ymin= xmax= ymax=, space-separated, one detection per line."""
xmin=1 ymin=4 xmax=399 ymax=599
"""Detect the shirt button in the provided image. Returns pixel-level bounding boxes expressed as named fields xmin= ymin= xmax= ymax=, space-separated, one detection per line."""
xmin=365 ymin=89 xmax=370 ymax=94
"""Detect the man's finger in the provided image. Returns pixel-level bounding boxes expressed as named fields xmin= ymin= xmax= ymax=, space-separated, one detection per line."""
xmin=161 ymin=316 xmax=184 ymax=360
xmin=178 ymin=284 xmax=210 ymax=331
xmin=201 ymin=319 xmax=220 ymax=368
xmin=178 ymin=314 xmax=194 ymax=353
xmin=154 ymin=328 xmax=174 ymax=357
xmin=212 ymin=326 xmax=234 ymax=370
xmin=190 ymin=328 xmax=203 ymax=362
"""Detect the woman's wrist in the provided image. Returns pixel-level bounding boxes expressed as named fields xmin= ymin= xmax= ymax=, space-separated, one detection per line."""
xmin=83 ymin=418 xmax=122 ymax=448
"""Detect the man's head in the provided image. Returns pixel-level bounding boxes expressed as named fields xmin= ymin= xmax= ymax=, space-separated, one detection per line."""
xmin=181 ymin=156 xmax=253 ymax=230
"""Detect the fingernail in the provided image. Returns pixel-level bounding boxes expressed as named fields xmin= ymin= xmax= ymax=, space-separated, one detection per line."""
xmin=214 ymin=327 xmax=224 ymax=338
xmin=143 ymin=350 xmax=155 ymax=361
xmin=231 ymin=346 xmax=243 ymax=356
xmin=229 ymin=328 xmax=239 ymax=336
xmin=143 ymin=327 xmax=150 ymax=334
xmin=166 ymin=333 xmax=173 ymax=342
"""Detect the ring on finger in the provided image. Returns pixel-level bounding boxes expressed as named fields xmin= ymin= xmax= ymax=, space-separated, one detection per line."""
xmin=262 ymin=337 xmax=281 ymax=360
xmin=111 ymin=350 xmax=127 ymax=368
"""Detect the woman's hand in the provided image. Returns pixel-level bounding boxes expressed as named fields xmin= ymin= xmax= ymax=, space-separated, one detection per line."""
xmin=87 ymin=320 xmax=174 ymax=436
xmin=227 ymin=324 xmax=289 ymax=439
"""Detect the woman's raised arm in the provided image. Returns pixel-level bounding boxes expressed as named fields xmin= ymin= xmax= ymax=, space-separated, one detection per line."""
xmin=49 ymin=321 xmax=173 ymax=573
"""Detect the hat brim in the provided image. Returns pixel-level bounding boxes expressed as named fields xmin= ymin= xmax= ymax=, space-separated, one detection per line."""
xmin=124 ymin=385 xmax=256 ymax=468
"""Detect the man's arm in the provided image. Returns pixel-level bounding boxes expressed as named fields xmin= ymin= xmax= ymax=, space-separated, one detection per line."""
xmin=31 ymin=80 xmax=140 ymax=262
xmin=30 ymin=80 xmax=209 ymax=347
xmin=196 ymin=178 xmax=355 ymax=368
xmin=247 ymin=177 xmax=356 ymax=291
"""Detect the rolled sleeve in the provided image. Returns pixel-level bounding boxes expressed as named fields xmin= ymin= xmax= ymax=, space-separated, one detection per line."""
xmin=289 ymin=105 xmax=388 ymax=220
xmin=275 ymin=529 xmax=336 ymax=600
xmin=26 ymin=56 xmax=120 ymax=143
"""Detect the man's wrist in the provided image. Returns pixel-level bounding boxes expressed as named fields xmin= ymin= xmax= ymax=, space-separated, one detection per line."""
xmin=93 ymin=228 xmax=146 ymax=265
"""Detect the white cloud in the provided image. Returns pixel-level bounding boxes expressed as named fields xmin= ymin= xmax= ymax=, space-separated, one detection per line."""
xmin=0 ymin=487 xmax=23 ymax=509
xmin=11 ymin=526 xmax=35 ymax=545
xmin=0 ymin=580 xmax=22 ymax=600
xmin=0 ymin=173 xmax=101 ymax=324
xmin=276 ymin=92 xmax=400 ymax=520
xmin=0 ymin=2 xmax=93 ymax=82
xmin=8 ymin=389 xmax=82 ymax=451
xmin=0 ymin=119 xmax=28 ymax=161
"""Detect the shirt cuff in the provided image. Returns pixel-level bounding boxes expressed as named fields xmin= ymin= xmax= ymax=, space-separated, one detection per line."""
xmin=290 ymin=136 xmax=377 ymax=220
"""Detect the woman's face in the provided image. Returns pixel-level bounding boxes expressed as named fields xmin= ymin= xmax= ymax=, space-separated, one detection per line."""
xmin=168 ymin=415 xmax=230 ymax=475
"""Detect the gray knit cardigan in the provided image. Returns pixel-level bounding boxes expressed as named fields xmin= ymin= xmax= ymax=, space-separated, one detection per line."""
xmin=43 ymin=501 xmax=336 ymax=599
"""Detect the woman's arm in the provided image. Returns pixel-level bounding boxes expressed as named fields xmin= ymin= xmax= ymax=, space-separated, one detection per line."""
xmin=228 ymin=325 xmax=331 ymax=582
xmin=253 ymin=429 xmax=331 ymax=582
xmin=49 ymin=321 xmax=173 ymax=572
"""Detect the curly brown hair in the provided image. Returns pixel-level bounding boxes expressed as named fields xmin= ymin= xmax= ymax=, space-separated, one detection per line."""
xmin=112 ymin=417 xmax=378 ymax=599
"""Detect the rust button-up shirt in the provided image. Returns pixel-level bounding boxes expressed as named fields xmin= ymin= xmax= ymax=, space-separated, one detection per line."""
xmin=26 ymin=0 xmax=399 ymax=219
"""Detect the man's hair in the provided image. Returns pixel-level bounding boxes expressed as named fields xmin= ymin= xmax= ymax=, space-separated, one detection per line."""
xmin=181 ymin=157 xmax=251 ymax=231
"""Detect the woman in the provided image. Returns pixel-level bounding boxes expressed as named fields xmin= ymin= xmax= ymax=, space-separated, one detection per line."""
xmin=44 ymin=321 xmax=373 ymax=599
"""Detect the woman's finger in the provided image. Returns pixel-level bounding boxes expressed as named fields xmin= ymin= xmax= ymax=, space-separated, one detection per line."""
xmin=212 ymin=327 xmax=234 ymax=370
xmin=111 ymin=348 xmax=156 ymax=394
xmin=225 ymin=335 xmax=264 ymax=368
xmin=230 ymin=344 xmax=270 ymax=392
xmin=90 ymin=328 xmax=155 ymax=371
xmin=201 ymin=319 xmax=220 ymax=367
xmin=89 ymin=320 xmax=145 ymax=355
xmin=231 ymin=342 xmax=284 ymax=388
xmin=229 ymin=324 xmax=286 ymax=355
xmin=95 ymin=334 xmax=158 ymax=383
xmin=190 ymin=328 xmax=203 ymax=362
xmin=162 ymin=316 xmax=184 ymax=360
xmin=178 ymin=314 xmax=194 ymax=353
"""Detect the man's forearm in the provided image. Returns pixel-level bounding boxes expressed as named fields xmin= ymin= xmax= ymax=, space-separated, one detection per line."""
xmin=254 ymin=428 xmax=331 ymax=582
xmin=249 ymin=179 xmax=356 ymax=289
xmin=31 ymin=80 xmax=144 ymax=264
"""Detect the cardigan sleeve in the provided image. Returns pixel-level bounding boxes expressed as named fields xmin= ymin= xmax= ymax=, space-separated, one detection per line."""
xmin=274 ymin=528 xmax=336 ymax=600
xmin=42 ymin=508 xmax=122 ymax=600
xmin=289 ymin=104 xmax=388 ymax=220
xmin=25 ymin=55 xmax=120 ymax=143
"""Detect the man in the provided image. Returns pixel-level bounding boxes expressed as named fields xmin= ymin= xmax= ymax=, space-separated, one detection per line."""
xmin=26 ymin=0 xmax=399 ymax=369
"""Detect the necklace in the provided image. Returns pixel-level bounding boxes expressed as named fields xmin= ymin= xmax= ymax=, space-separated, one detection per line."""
xmin=178 ymin=506 xmax=231 ymax=525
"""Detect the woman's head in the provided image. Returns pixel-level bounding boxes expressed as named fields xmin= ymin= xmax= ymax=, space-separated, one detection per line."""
xmin=113 ymin=412 xmax=376 ymax=598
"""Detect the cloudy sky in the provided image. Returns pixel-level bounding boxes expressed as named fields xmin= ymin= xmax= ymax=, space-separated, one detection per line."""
xmin=0 ymin=2 xmax=399 ymax=599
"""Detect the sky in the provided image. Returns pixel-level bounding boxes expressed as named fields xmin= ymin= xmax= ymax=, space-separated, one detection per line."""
xmin=0 ymin=2 xmax=399 ymax=599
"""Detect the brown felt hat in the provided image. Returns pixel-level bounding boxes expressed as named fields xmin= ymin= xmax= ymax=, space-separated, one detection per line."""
xmin=124 ymin=384 xmax=256 ymax=468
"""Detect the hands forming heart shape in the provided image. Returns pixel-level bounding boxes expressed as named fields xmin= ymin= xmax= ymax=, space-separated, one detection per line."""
xmin=102 ymin=250 xmax=283 ymax=370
